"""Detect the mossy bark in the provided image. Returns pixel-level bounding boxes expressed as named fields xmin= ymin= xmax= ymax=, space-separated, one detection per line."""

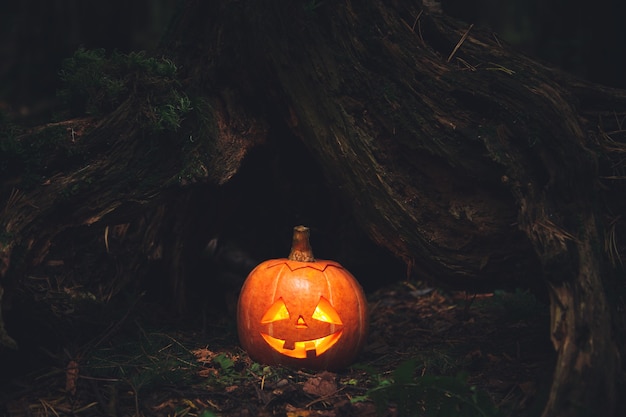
xmin=167 ymin=2 xmax=626 ymax=415
xmin=1 ymin=1 xmax=625 ymax=416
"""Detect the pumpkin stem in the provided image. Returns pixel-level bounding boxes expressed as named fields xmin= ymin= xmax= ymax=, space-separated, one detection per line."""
xmin=288 ymin=225 xmax=315 ymax=262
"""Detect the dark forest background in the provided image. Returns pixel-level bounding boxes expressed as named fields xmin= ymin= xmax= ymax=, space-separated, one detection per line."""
xmin=1 ymin=3 xmax=624 ymax=415
xmin=1 ymin=0 xmax=624 ymax=127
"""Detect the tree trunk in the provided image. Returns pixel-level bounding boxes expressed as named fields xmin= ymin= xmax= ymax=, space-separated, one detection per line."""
xmin=1 ymin=1 xmax=625 ymax=416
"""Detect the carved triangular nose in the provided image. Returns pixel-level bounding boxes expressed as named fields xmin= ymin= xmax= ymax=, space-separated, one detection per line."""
xmin=296 ymin=315 xmax=308 ymax=329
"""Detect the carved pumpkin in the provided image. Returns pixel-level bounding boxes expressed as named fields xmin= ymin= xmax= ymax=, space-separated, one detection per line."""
xmin=237 ymin=226 xmax=369 ymax=370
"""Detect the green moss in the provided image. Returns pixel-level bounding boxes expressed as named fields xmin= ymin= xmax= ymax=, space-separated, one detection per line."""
xmin=0 ymin=123 xmax=82 ymax=188
xmin=153 ymin=94 xmax=193 ymax=131
xmin=176 ymin=98 xmax=218 ymax=183
xmin=58 ymin=48 xmax=125 ymax=116
xmin=58 ymin=48 xmax=191 ymax=132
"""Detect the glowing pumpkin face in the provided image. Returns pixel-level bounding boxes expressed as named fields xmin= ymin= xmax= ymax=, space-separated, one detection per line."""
xmin=237 ymin=226 xmax=369 ymax=370
xmin=260 ymin=296 xmax=343 ymax=358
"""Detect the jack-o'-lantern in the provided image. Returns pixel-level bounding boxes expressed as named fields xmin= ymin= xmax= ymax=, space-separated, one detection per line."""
xmin=237 ymin=226 xmax=369 ymax=370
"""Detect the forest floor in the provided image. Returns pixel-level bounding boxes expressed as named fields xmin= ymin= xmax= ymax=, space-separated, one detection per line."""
xmin=0 ymin=279 xmax=554 ymax=417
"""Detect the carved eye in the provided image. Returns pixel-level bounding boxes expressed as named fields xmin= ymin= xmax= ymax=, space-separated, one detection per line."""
xmin=312 ymin=297 xmax=343 ymax=325
xmin=260 ymin=298 xmax=290 ymax=323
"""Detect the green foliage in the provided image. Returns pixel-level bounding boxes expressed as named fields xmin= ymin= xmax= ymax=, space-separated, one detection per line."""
xmin=206 ymin=352 xmax=239 ymax=387
xmin=302 ymin=0 xmax=323 ymax=13
xmin=154 ymin=94 xmax=192 ymax=131
xmin=58 ymin=48 xmax=191 ymax=132
xmin=176 ymin=97 xmax=216 ymax=182
xmin=0 ymin=121 xmax=81 ymax=187
xmin=358 ymin=360 xmax=501 ymax=417
xmin=58 ymin=48 xmax=124 ymax=116
xmin=245 ymin=361 xmax=288 ymax=388
xmin=85 ymin=332 xmax=199 ymax=393
xmin=213 ymin=352 xmax=235 ymax=371
xmin=84 ymin=330 xmax=254 ymax=399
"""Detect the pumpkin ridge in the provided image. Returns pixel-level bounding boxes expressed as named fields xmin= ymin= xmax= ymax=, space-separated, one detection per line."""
xmin=272 ymin=263 xmax=289 ymax=302
xmin=348 ymin=272 xmax=368 ymax=346
xmin=321 ymin=267 xmax=334 ymax=309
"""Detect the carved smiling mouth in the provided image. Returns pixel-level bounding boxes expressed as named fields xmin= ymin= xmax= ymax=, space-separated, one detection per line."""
xmin=261 ymin=330 xmax=344 ymax=359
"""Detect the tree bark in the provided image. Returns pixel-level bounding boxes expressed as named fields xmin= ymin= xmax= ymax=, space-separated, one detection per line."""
xmin=1 ymin=1 xmax=625 ymax=416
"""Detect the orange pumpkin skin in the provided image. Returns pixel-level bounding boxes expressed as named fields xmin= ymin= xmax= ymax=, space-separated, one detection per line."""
xmin=237 ymin=256 xmax=369 ymax=370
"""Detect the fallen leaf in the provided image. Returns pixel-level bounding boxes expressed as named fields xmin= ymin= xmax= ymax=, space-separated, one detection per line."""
xmin=65 ymin=360 xmax=79 ymax=396
xmin=302 ymin=371 xmax=337 ymax=397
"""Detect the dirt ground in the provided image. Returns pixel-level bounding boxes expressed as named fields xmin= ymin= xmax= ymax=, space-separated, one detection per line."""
xmin=0 ymin=278 xmax=554 ymax=417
